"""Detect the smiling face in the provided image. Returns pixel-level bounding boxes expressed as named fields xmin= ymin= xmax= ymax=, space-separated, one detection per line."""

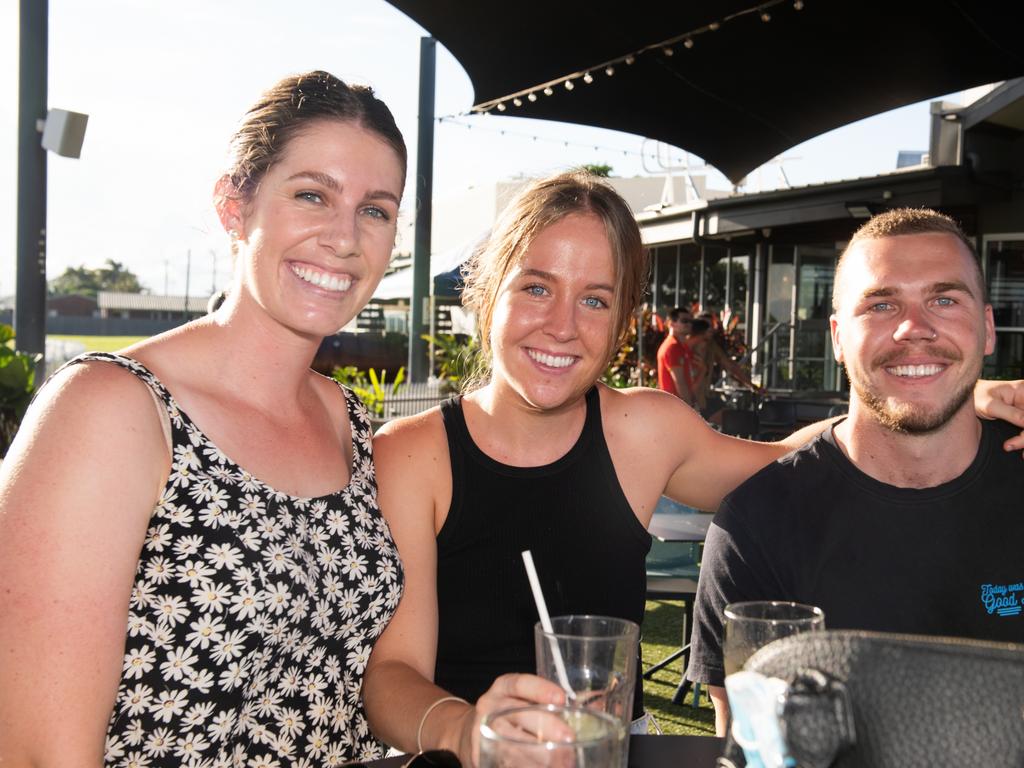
xmin=488 ymin=213 xmax=618 ymax=412
xmin=220 ymin=119 xmax=403 ymax=340
xmin=830 ymin=232 xmax=995 ymax=434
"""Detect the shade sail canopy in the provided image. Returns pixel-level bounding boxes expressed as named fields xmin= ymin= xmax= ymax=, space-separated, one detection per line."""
xmin=388 ymin=0 xmax=1024 ymax=183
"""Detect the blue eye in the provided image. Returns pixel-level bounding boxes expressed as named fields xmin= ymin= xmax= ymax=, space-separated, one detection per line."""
xmin=934 ymin=296 xmax=956 ymax=306
xmin=362 ymin=206 xmax=390 ymax=221
xmin=525 ymin=284 xmax=547 ymax=297
xmin=583 ymin=296 xmax=609 ymax=309
xmin=869 ymin=302 xmax=893 ymax=312
xmin=296 ymin=191 xmax=323 ymax=204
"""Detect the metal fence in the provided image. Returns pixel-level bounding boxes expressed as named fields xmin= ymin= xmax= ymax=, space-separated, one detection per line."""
xmin=378 ymin=381 xmax=450 ymax=419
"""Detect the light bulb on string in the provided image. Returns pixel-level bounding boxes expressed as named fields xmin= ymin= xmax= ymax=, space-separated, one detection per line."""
xmin=793 ymin=0 xmax=804 ymax=8
xmin=513 ymin=97 xmax=522 ymax=107
xmin=528 ymin=92 xmax=538 ymax=102
xmin=683 ymin=37 xmax=694 ymax=49
xmin=760 ymin=10 xmax=771 ymax=21
xmin=496 ymin=102 xmax=506 ymax=111
xmin=625 ymin=54 xmax=635 ymax=65
xmin=583 ymin=72 xmax=594 ymax=84
xmin=662 ymin=46 xmax=674 ymax=57
xmin=605 ymin=65 xmax=615 ymax=76
xmin=543 ymin=86 xmax=554 ymax=96
xmin=709 ymin=21 xmax=721 ymax=30
xmin=564 ymin=79 xmax=575 ymax=90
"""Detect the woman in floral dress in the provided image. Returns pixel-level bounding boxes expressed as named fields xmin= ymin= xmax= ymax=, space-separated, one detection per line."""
xmin=0 ymin=71 xmax=406 ymax=766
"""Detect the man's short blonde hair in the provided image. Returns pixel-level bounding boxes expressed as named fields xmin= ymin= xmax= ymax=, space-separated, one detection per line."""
xmin=832 ymin=208 xmax=983 ymax=310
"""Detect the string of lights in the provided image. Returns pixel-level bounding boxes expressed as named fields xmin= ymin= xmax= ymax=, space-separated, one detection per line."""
xmin=464 ymin=0 xmax=805 ymax=115
xmin=435 ymin=115 xmax=708 ymax=166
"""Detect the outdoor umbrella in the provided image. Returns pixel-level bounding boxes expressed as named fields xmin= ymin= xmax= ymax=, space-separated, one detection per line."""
xmin=387 ymin=0 xmax=1024 ymax=183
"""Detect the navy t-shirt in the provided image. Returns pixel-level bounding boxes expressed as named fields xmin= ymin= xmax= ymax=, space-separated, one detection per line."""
xmin=688 ymin=418 xmax=1024 ymax=687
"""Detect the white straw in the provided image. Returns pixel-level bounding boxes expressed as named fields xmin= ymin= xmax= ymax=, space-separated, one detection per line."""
xmin=521 ymin=550 xmax=575 ymax=699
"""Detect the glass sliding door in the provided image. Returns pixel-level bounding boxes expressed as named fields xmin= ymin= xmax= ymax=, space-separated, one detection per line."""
xmin=984 ymin=235 xmax=1024 ymax=379
xmin=762 ymin=245 xmax=795 ymax=388
xmin=792 ymin=246 xmax=841 ymax=392
xmin=760 ymin=244 xmax=841 ymax=392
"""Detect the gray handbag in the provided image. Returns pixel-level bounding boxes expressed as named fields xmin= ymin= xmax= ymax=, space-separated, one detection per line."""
xmin=718 ymin=630 xmax=1024 ymax=768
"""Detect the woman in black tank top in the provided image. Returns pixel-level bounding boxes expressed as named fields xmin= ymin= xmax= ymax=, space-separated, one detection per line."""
xmin=365 ymin=171 xmax=1024 ymax=766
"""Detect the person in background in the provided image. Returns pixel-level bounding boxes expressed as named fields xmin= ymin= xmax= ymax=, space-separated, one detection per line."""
xmin=656 ymin=306 xmax=695 ymax=401
xmin=362 ymin=174 xmax=1024 ymax=767
xmin=691 ymin=312 xmax=759 ymax=425
xmin=0 ymin=71 xmax=407 ymax=765
xmin=687 ymin=208 xmax=1024 ymax=736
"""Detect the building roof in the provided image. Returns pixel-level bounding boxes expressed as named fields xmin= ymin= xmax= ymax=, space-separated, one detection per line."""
xmin=97 ymin=291 xmax=211 ymax=313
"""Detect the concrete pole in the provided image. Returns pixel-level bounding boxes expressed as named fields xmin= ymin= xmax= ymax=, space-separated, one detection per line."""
xmin=408 ymin=36 xmax=436 ymax=382
xmin=15 ymin=0 xmax=48 ymax=381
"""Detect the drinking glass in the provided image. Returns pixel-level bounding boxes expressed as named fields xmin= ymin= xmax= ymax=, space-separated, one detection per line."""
xmin=534 ymin=615 xmax=640 ymax=727
xmin=723 ymin=601 xmax=825 ymax=676
xmin=479 ymin=704 xmax=626 ymax=768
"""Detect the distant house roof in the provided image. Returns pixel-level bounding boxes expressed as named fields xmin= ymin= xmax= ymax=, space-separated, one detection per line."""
xmin=98 ymin=291 xmax=211 ymax=313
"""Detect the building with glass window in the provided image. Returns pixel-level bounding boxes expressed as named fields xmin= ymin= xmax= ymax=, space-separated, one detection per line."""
xmin=638 ymin=79 xmax=1024 ymax=396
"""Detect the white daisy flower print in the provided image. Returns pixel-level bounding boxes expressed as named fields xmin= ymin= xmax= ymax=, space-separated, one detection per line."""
xmin=121 ymin=684 xmax=154 ymax=717
xmin=103 ymin=733 xmax=126 ymax=763
xmin=161 ymin=645 xmax=198 ymax=682
xmin=206 ymin=543 xmax=244 ymax=570
xmin=339 ymin=553 xmax=368 ymax=581
xmin=229 ymin=588 xmax=263 ymax=621
xmin=151 ymin=689 xmax=189 ymax=723
xmin=212 ymin=630 xmax=247 ymax=664
xmin=188 ymin=667 xmax=216 ymax=695
xmin=174 ymin=731 xmax=210 ymax=759
xmin=145 ymin=524 xmax=173 ymax=552
xmin=186 ymin=612 xmax=226 ymax=649
xmin=144 ymin=726 xmax=175 ymax=757
xmin=124 ymin=645 xmax=157 ymax=680
xmin=173 ymin=534 xmax=205 ymax=558
xmin=154 ymin=595 xmax=190 ymax=626
xmin=219 ymin=660 xmax=249 ymax=691
xmin=191 ymin=581 xmax=233 ymax=613
xmin=178 ymin=558 xmax=216 ymax=587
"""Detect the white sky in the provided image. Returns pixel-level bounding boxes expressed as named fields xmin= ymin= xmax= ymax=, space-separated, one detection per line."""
xmin=1 ymin=0 xmax=960 ymax=298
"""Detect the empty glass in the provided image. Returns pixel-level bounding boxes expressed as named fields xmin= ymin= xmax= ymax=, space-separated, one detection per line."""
xmin=478 ymin=704 xmax=626 ymax=768
xmin=723 ymin=601 xmax=825 ymax=676
xmin=534 ymin=615 xmax=640 ymax=727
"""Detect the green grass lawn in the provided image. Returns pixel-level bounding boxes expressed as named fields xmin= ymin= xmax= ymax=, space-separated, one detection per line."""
xmin=640 ymin=598 xmax=717 ymax=735
xmin=48 ymin=334 xmax=145 ymax=353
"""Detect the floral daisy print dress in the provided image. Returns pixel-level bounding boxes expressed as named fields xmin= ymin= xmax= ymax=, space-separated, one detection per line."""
xmin=63 ymin=353 xmax=403 ymax=767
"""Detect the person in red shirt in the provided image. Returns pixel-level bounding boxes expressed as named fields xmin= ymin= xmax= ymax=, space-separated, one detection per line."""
xmin=656 ymin=307 xmax=695 ymax=401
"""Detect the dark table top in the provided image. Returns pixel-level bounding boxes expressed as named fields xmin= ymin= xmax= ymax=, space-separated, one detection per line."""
xmin=364 ymin=735 xmax=724 ymax=767
xmin=647 ymin=512 xmax=714 ymax=544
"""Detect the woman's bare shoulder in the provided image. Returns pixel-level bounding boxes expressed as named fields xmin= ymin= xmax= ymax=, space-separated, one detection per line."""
xmin=373 ymin=405 xmax=448 ymax=466
xmin=34 ymin=356 xmax=164 ymax=420
xmin=598 ymin=382 xmax=702 ymax=422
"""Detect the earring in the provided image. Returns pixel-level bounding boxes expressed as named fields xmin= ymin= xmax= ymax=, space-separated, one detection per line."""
xmin=228 ymin=229 xmax=239 ymax=241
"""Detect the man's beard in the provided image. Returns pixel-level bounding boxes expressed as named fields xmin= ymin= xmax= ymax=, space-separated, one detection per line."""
xmin=847 ymin=346 xmax=979 ymax=435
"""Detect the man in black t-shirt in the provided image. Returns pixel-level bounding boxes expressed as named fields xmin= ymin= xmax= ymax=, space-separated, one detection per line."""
xmin=687 ymin=208 xmax=1024 ymax=735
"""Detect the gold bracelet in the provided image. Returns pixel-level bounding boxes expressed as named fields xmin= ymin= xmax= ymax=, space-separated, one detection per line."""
xmin=416 ymin=695 xmax=469 ymax=753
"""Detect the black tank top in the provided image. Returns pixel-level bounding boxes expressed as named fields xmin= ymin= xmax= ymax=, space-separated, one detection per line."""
xmin=434 ymin=386 xmax=651 ymax=713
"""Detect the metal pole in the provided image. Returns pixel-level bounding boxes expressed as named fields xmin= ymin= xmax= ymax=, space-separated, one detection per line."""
xmin=15 ymin=0 xmax=48 ymax=381
xmin=184 ymin=249 xmax=191 ymax=321
xmin=408 ymin=36 xmax=436 ymax=383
